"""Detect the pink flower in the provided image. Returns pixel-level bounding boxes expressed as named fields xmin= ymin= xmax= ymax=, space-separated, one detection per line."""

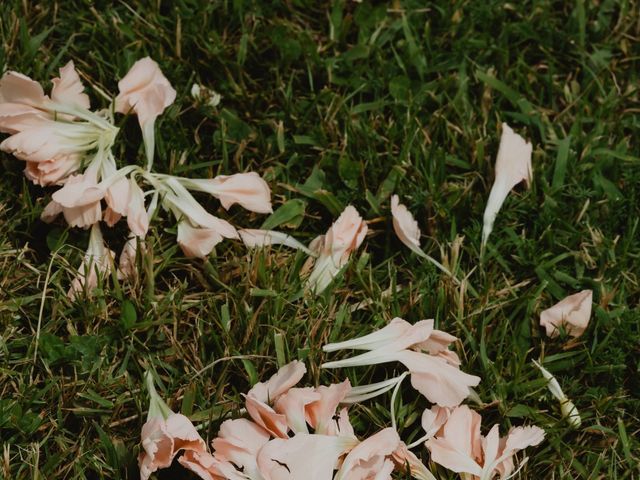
xmin=67 ymin=224 xmax=114 ymax=299
xmin=104 ymin=176 xmax=149 ymax=236
xmin=0 ymin=62 xmax=112 ymax=186
xmin=42 ymin=166 xmax=105 ymax=228
xmin=307 ymin=205 xmax=368 ymax=294
xmin=304 ymin=379 xmax=352 ymax=436
xmin=323 ymin=318 xmax=480 ymax=407
xmin=139 ymin=372 xmax=209 ymax=480
xmin=391 ymin=442 xmax=437 ymax=480
xmin=425 ymin=405 xmax=545 ymax=480
xmin=540 ymin=290 xmax=592 ymax=338
xmin=180 ymin=172 xmax=273 ymax=213
xmin=481 ymin=123 xmax=533 ymax=249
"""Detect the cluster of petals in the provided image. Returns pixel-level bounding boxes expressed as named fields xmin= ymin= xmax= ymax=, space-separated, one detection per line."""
xmin=139 ymin=361 xmax=457 ymax=480
xmin=322 ymin=317 xmax=481 ymax=407
xmin=0 ymin=60 xmax=107 ymax=186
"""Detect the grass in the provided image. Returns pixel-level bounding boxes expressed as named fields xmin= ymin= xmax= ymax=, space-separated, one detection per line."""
xmin=1 ymin=0 xmax=639 ymax=478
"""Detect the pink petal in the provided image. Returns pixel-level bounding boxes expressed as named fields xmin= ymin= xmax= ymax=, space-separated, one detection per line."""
xmin=398 ymin=351 xmax=480 ymax=407
xmin=177 ymin=221 xmax=225 ymax=258
xmin=305 ymin=379 xmax=351 ymax=435
xmin=51 ymin=60 xmax=90 ymax=109
xmin=188 ymin=172 xmax=273 ymax=213
xmin=212 ymin=418 xmax=270 ymax=478
xmin=540 ymin=290 xmax=592 ymax=338
xmin=390 ymin=194 xmax=422 ymax=252
xmin=115 ymin=57 xmax=176 ymax=126
xmin=0 ymin=71 xmax=47 ymax=107
xmin=257 ymin=434 xmax=356 ymax=480
xmin=245 ymin=395 xmax=289 ymax=438
xmin=249 ymin=360 xmax=307 ymax=404
xmin=274 ymin=387 xmax=321 ymax=433
xmin=334 ymin=427 xmax=400 ymax=480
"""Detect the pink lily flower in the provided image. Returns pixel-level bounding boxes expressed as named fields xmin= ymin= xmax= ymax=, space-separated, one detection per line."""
xmin=304 ymin=379 xmax=353 ymax=436
xmin=540 ymin=290 xmax=592 ymax=338
xmin=307 ymin=205 xmax=368 ymax=294
xmin=425 ymin=405 xmax=545 ymax=480
xmin=323 ymin=318 xmax=480 ymax=407
xmin=138 ymin=371 xmax=209 ymax=480
xmin=0 ymin=62 xmax=117 ymax=185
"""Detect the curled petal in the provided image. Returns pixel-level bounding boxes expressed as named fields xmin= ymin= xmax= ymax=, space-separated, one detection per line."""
xmin=115 ymin=57 xmax=176 ymax=126
xmin=540 ymin=290 xmax=592 ymax=338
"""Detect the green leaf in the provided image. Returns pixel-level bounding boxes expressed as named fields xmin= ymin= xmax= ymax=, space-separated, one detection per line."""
xmin=261 ymin=199 xmax=307 ymax=230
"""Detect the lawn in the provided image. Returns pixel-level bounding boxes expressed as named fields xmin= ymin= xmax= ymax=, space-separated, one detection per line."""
xmin=0 ymin=1 xmax=639 ymax=479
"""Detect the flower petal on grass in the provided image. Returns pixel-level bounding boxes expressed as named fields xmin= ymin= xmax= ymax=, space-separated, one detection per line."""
xmin=540 ymin=290 xmax=592 ymax=338
xmin=481 ymin=123 xmax=532 ymax=250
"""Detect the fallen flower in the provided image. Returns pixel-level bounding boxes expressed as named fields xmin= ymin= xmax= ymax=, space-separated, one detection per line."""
xmin=481 ymin=123 xmax=532 ymax=251
xmin=540 ymin=290 xmax=592 ymax=338
xmin=390 ymin=195 xmax=454 ymax=279
xmin=322 ymin=318 xmax=480 ymax=407
xmin=425 ymin=405 xmax=545 ymax=480
xmin=139 ymin=371 xmax=208 ymax=480
xmin=307 ymin=205 xmax=367 ymax=294
xmin=532 ymin=359 xmax=581 ymax=428
xmin=245 ymin=361 xmax=307 ymax=438
xmin=211 ymin=418 xmax=271 ymax=479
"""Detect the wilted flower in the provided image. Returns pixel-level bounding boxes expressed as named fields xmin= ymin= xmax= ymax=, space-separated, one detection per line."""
xmin=540 ymin=290 xmax=592 ymax=338
xmin=0 ymin=61 xmax=118 ymax=186
xmin=481 ymin=123 xmax=532 ymax=251
xmin=307 ymin=205 xmax=367 ymax=294
xmin=533 ymin=360 xmax=581 ymax=428
xmin=138 ymin=371 xmax=209 ymax=480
